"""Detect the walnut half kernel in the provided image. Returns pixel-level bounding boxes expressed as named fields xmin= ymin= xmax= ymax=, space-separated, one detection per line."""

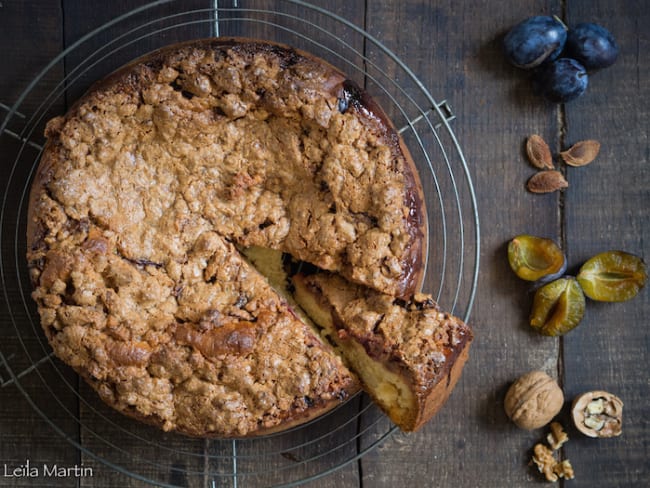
xmin=531 ymin=444 xmax=576 ymax=482
xmin=571 ymin=391 xmax=623 ymax=438
xmin=547 ymin=421 xmax=569 ymax=450
xmin=532 ymin=444 xmax=559 ymax=482
xmin=553 ymin=459 xmax=575 ymax=481
xmin=531 ymin=423 xmax=575 ymax=483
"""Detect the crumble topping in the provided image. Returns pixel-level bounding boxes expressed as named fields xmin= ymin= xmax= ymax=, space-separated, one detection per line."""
xmin=27 ymin=40 xmax=424 ymax=436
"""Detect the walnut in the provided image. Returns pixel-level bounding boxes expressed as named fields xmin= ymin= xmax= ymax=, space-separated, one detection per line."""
xmin=532 ymin=444 xmax=575 ymax=482
xmin=553 ymin=459 xmax=575 ymax=480
xmin=532 ymin=443 xmax=558 ymax=482
xmin=547 ymin=421 xmax=569 ymax=450
xmin=504 ymin=370 xmax=564 ymax=429
xmin=571 ymin=390 xmax=623 ymax=438
xmin=530 ymin=422 xmax=575 ymax=482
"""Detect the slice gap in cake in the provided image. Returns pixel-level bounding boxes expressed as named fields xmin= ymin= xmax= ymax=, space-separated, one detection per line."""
xmin=239 ymin=246 xmax=316 ymax=329
xmin=240 ymin=246 xmax=355 ymax=365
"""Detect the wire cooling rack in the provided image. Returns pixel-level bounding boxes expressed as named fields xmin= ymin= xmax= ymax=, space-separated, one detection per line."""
xmin=0 ymin=1 xmax=479 ymax=486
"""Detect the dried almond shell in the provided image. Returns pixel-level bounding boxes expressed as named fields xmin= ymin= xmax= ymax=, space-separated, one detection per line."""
xmin=526 ymin=134 xmax=554 ymax=170
xmin=561 ymin=140 xmax=601 ymax=167
xmin=527 ymin=170 xmax=568 ymax=193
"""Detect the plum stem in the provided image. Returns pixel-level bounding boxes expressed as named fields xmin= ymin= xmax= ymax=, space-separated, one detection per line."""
xmin=553 ymin=15 xmax=568 ymax=31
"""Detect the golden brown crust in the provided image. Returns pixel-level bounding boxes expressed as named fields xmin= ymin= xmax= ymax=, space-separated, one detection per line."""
xmin=78 ymin=367 xmax=353 ymax=438
xmin=27 ymin=37 xmax=429 ymax=438
xmin=292 ymin=272 xmax=472 ymax=432
xmin=86 ymin=39 xmax=426 ymax=297
xmin=27 ymin=38 xmax=425 ymax=437
xmin=409 ymin=339 xmax=470 ymax=431
xmin=30 ymin=38 xmax=456 ymax=438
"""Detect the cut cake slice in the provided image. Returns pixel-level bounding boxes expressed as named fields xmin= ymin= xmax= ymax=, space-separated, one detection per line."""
xmin=292 ymin=272 xmax=473 ymax=431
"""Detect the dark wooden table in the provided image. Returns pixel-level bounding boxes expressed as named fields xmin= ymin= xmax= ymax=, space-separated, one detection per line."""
xmin=1 ymin=1 xmax=647 ymax=487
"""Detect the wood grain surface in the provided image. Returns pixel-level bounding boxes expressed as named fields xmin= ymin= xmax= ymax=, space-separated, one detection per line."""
xmin=1 ymin=1 xmax=647 ymax=487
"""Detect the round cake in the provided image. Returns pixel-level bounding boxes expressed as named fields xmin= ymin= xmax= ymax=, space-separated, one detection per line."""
xmin=26 ymin=38 xmax=428 ymax=437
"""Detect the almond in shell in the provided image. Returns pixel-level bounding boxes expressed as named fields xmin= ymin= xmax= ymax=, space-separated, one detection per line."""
xmin=560 ymin=140 xmax=600 ymax=167
xmin=527 ymin=170 xmax=568 ymax=193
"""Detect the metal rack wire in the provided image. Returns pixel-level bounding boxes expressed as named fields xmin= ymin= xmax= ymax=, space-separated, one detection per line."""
xmin=0 ymin=1 xmax=479 ymax=486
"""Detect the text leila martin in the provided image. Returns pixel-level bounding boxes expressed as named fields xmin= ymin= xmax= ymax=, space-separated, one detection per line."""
xmin=3 ymin=459 xmax=93 ymax=479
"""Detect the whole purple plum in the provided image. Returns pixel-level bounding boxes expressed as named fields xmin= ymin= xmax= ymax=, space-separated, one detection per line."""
xmin=565 ymin=22 xmax=619 ymax=70
xmin=534 ymin=58 xmax=589 ymax=103
xmin=504 ymin=16 xmax=567 ymax=69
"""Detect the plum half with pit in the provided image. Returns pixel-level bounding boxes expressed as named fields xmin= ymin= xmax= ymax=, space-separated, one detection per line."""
xmin=565 ymin=23 xmax=619 ymax=70
xmin=504 ymin=16 xmax=567 ymax=69
xmin=534 ymin=58 xmax=588 ymax=103
xmin=530 ymin=277 xmax=586 ymax=336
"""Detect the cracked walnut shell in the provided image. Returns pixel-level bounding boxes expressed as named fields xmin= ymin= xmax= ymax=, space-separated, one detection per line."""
xmin=571 ymin=390 xmax=623 ymax=438
xmin=504 ymin=370 xmax=564 ymax=430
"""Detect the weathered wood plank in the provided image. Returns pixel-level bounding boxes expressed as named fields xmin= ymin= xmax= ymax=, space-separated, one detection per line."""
xmin=561 ymin=1 xmax=649 ymax=486
xmin=212 ymin=397 xmax=363 ymax=487
xmin=361 ymin=0 xmax=566 ymax=486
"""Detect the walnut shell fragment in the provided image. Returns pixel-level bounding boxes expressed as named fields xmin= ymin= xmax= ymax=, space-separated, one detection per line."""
xmin=526 ymin=134 xmax=554 ymax=170
xmin=504 ymin=370 xmax=564 ymax=430
xmin=527 ymin=170 xmax=568 ymax=193
xmin=560 ymin=140 xmax=601 ymax=167
xmin=571 ymin=390 xmax=623 ymax=438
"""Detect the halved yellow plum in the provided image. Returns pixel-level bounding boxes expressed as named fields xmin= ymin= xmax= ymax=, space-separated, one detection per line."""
xmin=508 ymin=235 xmax=566 ymax=282
xmin=577 ymin=251 xmax=647 ymax=302
xmin=530 ymin=277 xmax=585 ymax=336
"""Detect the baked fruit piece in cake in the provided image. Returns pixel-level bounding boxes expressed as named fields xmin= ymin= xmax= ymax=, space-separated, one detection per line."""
xmin=292 ymin=272 xmax=473 ymax=432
